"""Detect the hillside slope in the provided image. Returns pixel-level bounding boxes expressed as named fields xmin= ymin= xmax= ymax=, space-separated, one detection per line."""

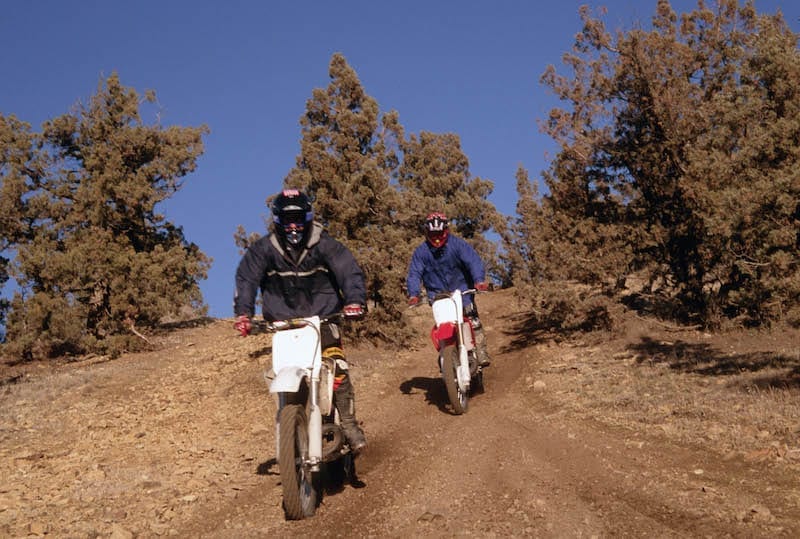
xmin=2 ymin=288 xmax=799 ymax=537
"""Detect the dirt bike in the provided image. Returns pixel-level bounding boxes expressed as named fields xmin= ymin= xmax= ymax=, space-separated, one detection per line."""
xmin=429 ymin=288 xmax=484 ymax=414
xmin=265 ymin=313 xmax=357 ymax=520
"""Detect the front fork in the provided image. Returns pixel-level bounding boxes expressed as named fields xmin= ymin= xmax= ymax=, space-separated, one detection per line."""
xmin=275 ymin=379 xmax=323 ymax=472
xmin=438 ymin=345 xmax=472 ymax=393
xmin=456 ymin=350 xmax=471 ymax=392
xmin=456 ymin=322 xmax=474 ymax=391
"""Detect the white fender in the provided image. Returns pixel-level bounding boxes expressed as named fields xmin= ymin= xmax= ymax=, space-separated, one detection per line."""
xmin=269 ymin=366 xmax=309 ymax=394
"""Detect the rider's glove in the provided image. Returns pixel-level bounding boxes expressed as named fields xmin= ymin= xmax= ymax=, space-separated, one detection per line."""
xmin=475 ymin=282 xmax=489 ymax=292
xmin=408 ymin=296 xmax=420 ymax=307
xmin=234 ymin=315 xmax=252 ymax=337
xmin=343 ymin=303 xmax=365 ymax=320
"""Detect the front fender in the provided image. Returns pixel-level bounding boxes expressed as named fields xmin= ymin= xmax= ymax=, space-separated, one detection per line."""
xmin=269 ymin=366 xmax=308 ymax=394
xmin=431 ymin=322 xmax=457 ymax=351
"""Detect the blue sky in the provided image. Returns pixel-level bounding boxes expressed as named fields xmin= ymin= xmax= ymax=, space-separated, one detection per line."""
xmin=2 ymin=1 xmax=797 ymax=318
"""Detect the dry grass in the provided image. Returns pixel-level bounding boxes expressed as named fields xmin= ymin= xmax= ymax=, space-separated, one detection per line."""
xmin=528 ymin=315 xmax=800 ymax=467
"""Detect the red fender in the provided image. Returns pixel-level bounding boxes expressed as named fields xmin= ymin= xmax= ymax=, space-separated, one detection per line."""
xmin=431 ymin=322 xmax=457 ymax=351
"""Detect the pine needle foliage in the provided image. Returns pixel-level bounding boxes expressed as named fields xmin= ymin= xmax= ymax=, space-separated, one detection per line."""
xmin=281 ymin=53 xmax=414 ymax=342
xmin=261 ymin=53 xmax=503 ymax=344
xmin=398 ymin=131 xmax=506 ymax=283
xmin=522 ymin=0 xmax=800 ymax=329
xmin=1 ymin=74 xmax=210 ymax=359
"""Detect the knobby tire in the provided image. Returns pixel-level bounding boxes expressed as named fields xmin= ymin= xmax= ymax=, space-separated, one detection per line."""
xmin=278 ymin=404 xmax=317 ymax=519
xmin=442 ymin=345 xmax=468 ymax=415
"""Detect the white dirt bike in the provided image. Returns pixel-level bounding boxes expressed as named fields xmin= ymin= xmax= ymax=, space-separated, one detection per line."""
xmin=429 ymin=289 xmax=484 ymax=414
xmin=266 ymin=313 xmax=356 ymax=520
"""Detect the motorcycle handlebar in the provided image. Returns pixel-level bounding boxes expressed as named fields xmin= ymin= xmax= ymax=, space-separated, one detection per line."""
xmin=408 ymin=288 xmax=486 ymax=309
xmin=253 ymin=312 xmax=346 ymax=333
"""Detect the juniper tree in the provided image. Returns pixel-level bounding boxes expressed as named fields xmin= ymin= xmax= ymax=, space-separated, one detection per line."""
xmin=254 ymin=53 xmax=506 ymax=342
xmin=0 ymin=114 xmax=45 ymax=342
xmin=505 ymin=165 xmax=540 ymax=291
xmin=1 ymin=74 xmax=210 ymax=359
xmin=506 ymin=164 xmax=623 ymax=332
xmin=534 ymin=0 xmax=800 ymax=327
xmin=397 ymin=131 xmax=505 ymax=283
xmin=283 ymin=53 xmax=415 ymax=341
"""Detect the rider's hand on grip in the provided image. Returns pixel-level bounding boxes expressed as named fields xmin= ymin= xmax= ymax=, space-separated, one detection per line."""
xmin=343 ymin=303 xmax=365 ymax=320
xmin=234 ymin=315 xmax=252 ymax=337
xmin=475 ymin=282 xmax=489 ymax=292
xmin=408 ymin=296 xmax=420 ymax=307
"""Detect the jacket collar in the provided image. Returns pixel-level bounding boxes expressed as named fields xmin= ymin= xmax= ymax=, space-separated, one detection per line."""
xmin=270 ymin=221 xmax=324 ymax=265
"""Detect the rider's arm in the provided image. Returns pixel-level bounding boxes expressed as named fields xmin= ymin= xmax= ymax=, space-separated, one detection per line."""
xmin=233 ymin=236 xmax=270 ymax=318
xmin=456 ymin=237 xmax=486 ymax=286
xmin=324 ymin=237 xmax=367 ymax=306
xmin=406 ymin=246 xmax=425 ymax=298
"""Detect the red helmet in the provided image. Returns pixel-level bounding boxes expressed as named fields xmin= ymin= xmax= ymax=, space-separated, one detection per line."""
xmin=424 ymin=212 xmax=449 ymax=248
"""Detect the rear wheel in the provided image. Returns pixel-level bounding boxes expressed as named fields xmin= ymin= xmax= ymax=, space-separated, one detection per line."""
xmin=473 ymin=369 xmax=485 ymax=394
xmin=468 ymin=350 xmax=485 ymax=394
xmin=278 ymin=404 xmax=318 ymax=519
xmin=441 ymin=345 xmax=468 ymax=414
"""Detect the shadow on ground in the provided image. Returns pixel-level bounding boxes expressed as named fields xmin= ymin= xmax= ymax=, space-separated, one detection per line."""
xmin=399 ymin=376 xmax=455 ymax=415
xmin=627 ymin=336 xmax=800 ymax=389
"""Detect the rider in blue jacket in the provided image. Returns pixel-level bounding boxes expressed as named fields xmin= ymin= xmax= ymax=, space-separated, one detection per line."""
xmin=406 ymin=212 xmax=491 ymax=366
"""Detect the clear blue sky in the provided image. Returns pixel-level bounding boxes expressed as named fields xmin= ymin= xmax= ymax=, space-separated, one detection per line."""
xmin=2 ymin=1 xmax=797 ymax=318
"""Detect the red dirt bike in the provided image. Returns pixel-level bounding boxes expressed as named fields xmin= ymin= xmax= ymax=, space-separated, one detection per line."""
xmin=429 ymin=288 xmax=485 ymax=414
xmin=264 ymin=313 xmax=357 ymax=520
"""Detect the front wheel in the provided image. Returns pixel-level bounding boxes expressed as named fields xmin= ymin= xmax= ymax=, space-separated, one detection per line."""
xmin=278 ymin=404 xmax=318 ymax=519
xmin=441 ymin=345 xmax=468 ymax=415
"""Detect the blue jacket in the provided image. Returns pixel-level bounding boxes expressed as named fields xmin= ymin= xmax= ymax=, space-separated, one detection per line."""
xmin=406 ymin=235 xmax=486 ymax=304
xmin=234 ymin=222 xmax=366 ymax=321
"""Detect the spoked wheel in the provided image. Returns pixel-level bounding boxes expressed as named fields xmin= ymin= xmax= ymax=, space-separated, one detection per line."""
xmin=278 ymin=404 xmax=318 ymax=519
xmin=441 ymin=345 xmax=468 ymax=415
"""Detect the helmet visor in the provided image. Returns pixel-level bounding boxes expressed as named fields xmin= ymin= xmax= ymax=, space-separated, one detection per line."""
xmin=278 ymin=210 xmax=309 ymax=245
xmin=279 ymin=210 xmax=307 ymax=228
xmin=426 ymin=229 xmax=448 ymax=247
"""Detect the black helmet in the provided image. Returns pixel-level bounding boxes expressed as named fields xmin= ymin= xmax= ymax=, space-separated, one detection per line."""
xmin=271 ymin=189 xmax=314 ymax=246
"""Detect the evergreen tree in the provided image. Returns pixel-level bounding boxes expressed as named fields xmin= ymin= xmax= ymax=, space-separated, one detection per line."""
xmin=246 ymin=53 xmax=507 ymax=342
xmin=533 ymin=0 xmax=800 ymax=328
xmin=507 ymin=164 xmax=620 ymax=332
xmin=283 ymin=53 xmax=415 ymax=341
xmin=0 ymin=114 xmax=45 ymax=341
xmin=398 ymin=131 xmax=505 ymax=282
xmin=505 ymin=165 xmax=540 ymax=291
xmin=1 ymin=74 xmax=210 ymax=359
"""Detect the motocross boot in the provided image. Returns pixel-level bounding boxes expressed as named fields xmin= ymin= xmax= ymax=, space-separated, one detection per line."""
xmin=472 ymin=319 xmax=491 ymax=367
xmin=334 ymin=371 xmax=367 ymax=454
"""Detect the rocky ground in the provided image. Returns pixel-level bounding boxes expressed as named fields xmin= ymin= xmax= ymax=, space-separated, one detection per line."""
xmin=2 ymin=287 xmax=800 ymax=538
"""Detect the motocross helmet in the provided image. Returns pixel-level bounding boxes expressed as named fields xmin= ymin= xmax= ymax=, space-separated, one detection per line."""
xmin=424 ymin=212 xmax=449 ymax=248
xmin=271 ymin=189 xmax=314 ymax=246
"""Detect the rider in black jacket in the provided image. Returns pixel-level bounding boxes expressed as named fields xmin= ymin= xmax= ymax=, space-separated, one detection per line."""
xmin=233 ymin=189 xmax=367 ymax=452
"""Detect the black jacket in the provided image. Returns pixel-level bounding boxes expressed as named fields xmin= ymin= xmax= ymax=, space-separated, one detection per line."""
xmin=234 ymin=222 xmax=366 ymax=321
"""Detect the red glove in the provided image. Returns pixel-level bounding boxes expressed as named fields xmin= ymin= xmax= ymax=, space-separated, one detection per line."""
xmin=343 ymin=303 xmax=365 ymax=320
xmin=475 ymin=282 xmax=489 ymax=292
xmin=408 ymin=296 xmax=420 ymax=307
xmin=234 ymin=315 xmax=252 ymax=337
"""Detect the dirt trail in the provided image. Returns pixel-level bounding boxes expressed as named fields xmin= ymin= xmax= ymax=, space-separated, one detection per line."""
xmin=2 ymin=288 xmax=799 ymax=537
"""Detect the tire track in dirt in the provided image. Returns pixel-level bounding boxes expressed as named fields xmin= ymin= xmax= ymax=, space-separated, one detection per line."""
xmin=177 ymin=302 xmax=525 ymax=536
xmin=176 ymin=292 xmax=800 ymax=537
xmin=5 ymin=290 xmax=799 ymax=537
xmin=176 ymin=298 xmax=603 ymax=536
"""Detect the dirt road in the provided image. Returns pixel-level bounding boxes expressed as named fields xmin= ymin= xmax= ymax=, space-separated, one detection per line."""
xmin=2 ymin=288 xmax=799 ymax=537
